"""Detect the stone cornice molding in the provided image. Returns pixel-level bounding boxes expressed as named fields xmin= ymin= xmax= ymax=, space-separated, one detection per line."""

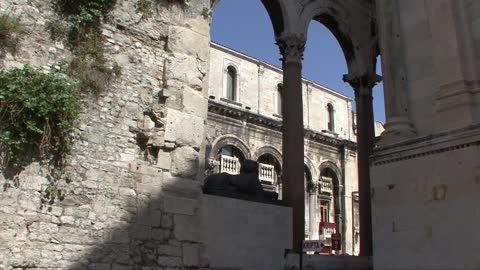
xmin=208 ymin=99 xmax=357 ymax=150
xmin=276 ymin=33 xmax=306 ymax=64
xmin=372 ymin=124 xmax=480 ymax=166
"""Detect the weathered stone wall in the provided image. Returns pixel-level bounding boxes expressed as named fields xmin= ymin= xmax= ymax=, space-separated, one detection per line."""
xmin=0 ymin=0 xmax=212 ymax=269
xmin=373 ymin=1 xmax=480 ymax=269
xmin=201 ymin=194 xmax=292 ymax=270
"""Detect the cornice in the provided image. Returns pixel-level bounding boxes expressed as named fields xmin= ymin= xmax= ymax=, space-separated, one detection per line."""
xmin=208 ymin=99 xmax=357 ymax=150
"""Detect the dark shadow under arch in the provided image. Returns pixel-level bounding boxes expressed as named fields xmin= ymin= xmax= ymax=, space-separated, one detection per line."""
xmin=209 ymin=135 xmax=251 ymax=161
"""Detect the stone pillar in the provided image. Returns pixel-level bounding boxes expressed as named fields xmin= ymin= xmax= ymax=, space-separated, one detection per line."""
xmin=376 ymin=0 xmax=417 ymax=144
xmin=334 ymin=184 xmax=344 ymax=252
xmin=308 ymin=184 xmax=318 ymax=240
xmin=343 ymin=73 xmax=380 ymax=256
xmin=276 ymin=33 xmax=306 ymax=252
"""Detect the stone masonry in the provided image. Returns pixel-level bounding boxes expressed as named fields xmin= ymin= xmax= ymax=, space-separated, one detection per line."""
xmin=0 ymin=0 xmax=212 ymax=269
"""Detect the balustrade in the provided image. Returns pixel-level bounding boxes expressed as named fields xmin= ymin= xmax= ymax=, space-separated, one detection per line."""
xmin=220 ymin=155 xmax=240 ymax=174
xmin=319 ymin=222 xmax=336 ymax=239
xmin=319 ymin=176 xmax=333 ymax=194
xmin=259 ymin=163 xmax=275 ymax=184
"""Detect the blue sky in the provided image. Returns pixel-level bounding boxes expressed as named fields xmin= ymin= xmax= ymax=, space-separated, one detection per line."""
xmin=210 ymin=0 xmax=386 ymax=123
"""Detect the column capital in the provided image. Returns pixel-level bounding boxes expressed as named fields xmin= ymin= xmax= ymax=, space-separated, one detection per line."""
xmin=343 ymin=73 xmax=383 ymax=96
xmin=276 ymin=33 xmax=306 ymax=64
xmin=308 ymin=182 xmax=318 ymax=194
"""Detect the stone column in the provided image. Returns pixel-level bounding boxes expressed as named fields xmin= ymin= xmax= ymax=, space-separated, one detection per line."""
xmin=343 ymin=73 xmax=380 ymax=256
xmin=308 ymin=183 xmax=318 ymax=240
xmin=334 ymin=184 xmax=344 ymax=252
xmin=376 ymin=0 xmax=417 ymax=144
xmin=276 ymin=33 xmax=306 ymax=252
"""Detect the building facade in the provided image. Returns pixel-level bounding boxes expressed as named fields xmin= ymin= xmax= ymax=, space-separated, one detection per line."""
xmin=205 ymin=42 xmax=383 ymax=255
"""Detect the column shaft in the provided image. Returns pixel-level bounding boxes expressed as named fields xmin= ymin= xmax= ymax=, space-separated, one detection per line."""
xmin=282 ymin=59 xmax=305 ymax=252
xmin=355 ymin=88 xmax=375 ymax=256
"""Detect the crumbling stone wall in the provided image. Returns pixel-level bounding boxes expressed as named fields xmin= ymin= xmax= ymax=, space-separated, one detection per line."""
xmin=0 ymin=0 xmax=212 ymax=269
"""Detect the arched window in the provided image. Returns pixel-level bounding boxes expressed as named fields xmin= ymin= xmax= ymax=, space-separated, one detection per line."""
xmin=226 ymin=66 xmax=237 ymax=101
xmin=327 ymin=103 xmax=335 ymax=132
xmin=276 ymin=83 xmax=283 ymax=115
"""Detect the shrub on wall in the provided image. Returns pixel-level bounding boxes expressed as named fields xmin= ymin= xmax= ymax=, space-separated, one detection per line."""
xmin=0 ymin=66 xmax=80 ymax=171
xmin=48 ymin=0 xmax=121 ymax=95
xmin=0 ymin=13 xmax=25 ymax=53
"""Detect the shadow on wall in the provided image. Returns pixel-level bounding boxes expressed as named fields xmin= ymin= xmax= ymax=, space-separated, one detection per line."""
xmin=62 ymin=169 xmax=205 ymax=270
xmin=0 ymin=162 xmax=205 ymax=269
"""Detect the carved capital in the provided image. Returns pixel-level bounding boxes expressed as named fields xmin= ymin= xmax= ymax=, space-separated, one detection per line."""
xmin=276 ymin=34 xmax=306 ymax=64
xmin=343 ymin=73 xmax=383 ymax=96
xmin=258 ymin=64 xmax=265 ymax=75
xmin=308 ymin=182 xmax=318 ymax=193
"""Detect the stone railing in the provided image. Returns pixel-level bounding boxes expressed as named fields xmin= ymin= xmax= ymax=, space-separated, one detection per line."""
xmin=319 ymin=176 xmax=333 ymax=194
xmin=259 ymin=163 xmax=275 ymax=184
xmin=220 ymin=155 xmax=240 ymax=174
xmin=319 ymin=222 xmax=336 ymax=239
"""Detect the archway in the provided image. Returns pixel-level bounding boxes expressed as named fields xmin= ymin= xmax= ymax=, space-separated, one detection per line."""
xmin=319 ymin=160 xmax=344 ymax=253
xmin=207 ymin=135 xmax=251 ymax=175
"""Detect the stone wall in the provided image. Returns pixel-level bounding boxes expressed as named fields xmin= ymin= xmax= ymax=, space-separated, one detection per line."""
xmin=373 ymin=1 xmax=480 ymax=269
xmin=201 ymin=194 xmax=292 ymax=270
xmin=0 ymin=0 xmax=212 ymax=269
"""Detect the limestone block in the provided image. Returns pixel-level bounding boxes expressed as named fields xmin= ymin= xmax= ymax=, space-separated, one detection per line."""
xmin=170 ymin=146 xmax=199 ymax=178
xmin=136 ymin=175 xmax=163 ymax=196
xmin=182 ymin=243 xmax=200 ymax=267
xmin=137 ymin=209 xmax=162 ymax=227
xmin=161 ymin=214 xmax=174 ymax=229
xmin=168 ymin=25 xmax=209 ymax=59
xmin=163 ymin=194 xmax=198 ymax=215
xmin=182 ymin=87 xmax=208 ymax=119
xmin=162 ymin=173 xmax=201 ymax=198
xmin=167 ymin=55 xmax=205 ymax=90
xmin=157 ymin=256 xmax=182 ymax=267
xmin=173 ymin=214 xmax=199 ymax=242
xmin=158 ymin=244 xmax=182 ymax=257
xmin=157 ymin=150 xmax=172 ymax=170
xmin=164 ymin=108 xmax=204 ymax=148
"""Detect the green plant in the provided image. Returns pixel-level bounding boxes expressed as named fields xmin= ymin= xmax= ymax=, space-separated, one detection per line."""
xmin=0 ymin=66 xmax=80 ymax=171
xmin=45 ymin=19 xmax=69 ymax=42
xmin=50 ymin=0 xmax=121 ymax=94
xmin=0 ymin=13 xmax=25 ymax=53
xmin=135 ymin=0 xmax=154 ymax=17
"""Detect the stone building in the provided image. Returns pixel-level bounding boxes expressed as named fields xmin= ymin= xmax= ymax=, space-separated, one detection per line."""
xmin=0 ymin=0 xmax=479 ymax=270
xmin=205 ymin=41 xmax=384 ymax=255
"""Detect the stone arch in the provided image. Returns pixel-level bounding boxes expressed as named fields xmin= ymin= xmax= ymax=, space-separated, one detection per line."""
xmin=209 ymin=135 xmax=252 ymax=161
xmin=304 ymin=156 xmax=317 ymax=181
xmin=253 ymin=145 xmax=282 ymax=168
xmin=319 ymin=159 xmax=345 ymax=247
xmin=304 ymin=156 xmax=317 ymax=191
xmin=211 ymin=0 xmax=285 ymax=38
xmin=318 ymin=160 xmax=342 ymax=187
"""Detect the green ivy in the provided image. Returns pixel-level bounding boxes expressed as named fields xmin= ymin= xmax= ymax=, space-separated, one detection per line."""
xmin=0 ymin=66 xmax=80 ymax=170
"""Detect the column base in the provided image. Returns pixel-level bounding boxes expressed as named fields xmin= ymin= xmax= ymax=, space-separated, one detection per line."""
xmin=377 ymin=116 xmax=417 ymax=146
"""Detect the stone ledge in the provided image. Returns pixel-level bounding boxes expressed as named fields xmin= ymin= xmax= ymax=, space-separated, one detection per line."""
xmin=372 ymin=124 xmax=480 ymax=165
